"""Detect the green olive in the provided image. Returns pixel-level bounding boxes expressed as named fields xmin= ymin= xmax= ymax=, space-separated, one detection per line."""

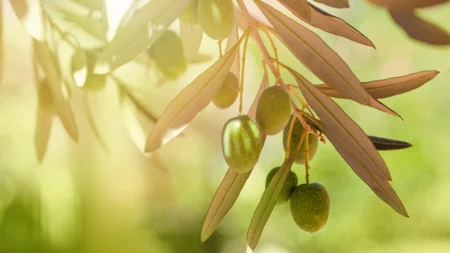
xmin=179 ymin=0 xmax=199 ymax=24
xmin=256 ymin=86 xmax=291 ymax=135
xmin=282 ymin=115 xmax=319 ymax=164
xmin=265 ymin=167 xmax=298 ymax=205
xmin=222 ymin=115 xmax=263 ymax=173
xmin=212 ymin=72 xmax=239 ymax=109
xmin=197 ymin=0 xmax=235 ymax=40
xmin=84 ymin=52 xmax=107 ymax=91
xmin=290 ymin=182 xmax=330 ymax=233
xmin=149 ymin=30 xmax=187 ymax=80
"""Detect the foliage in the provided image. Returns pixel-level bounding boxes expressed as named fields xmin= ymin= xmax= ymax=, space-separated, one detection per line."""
xmin=3 ymin=0 xmax=450 ymax=251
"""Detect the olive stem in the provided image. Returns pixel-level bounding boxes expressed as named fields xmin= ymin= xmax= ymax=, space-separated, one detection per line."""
xmin=284 ymin=115 xmax=297 ymax=160
xmin=239 ymin=29 xmax=253 ymax=115
xmin=304 ymin=133 xmax=310 ymax=185
xmin=218 ymin=40 xmax=224 ymax=58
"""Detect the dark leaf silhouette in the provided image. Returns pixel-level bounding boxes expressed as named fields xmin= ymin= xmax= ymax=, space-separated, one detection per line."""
xmin=369 ymin=136 xmax=412 ymax=151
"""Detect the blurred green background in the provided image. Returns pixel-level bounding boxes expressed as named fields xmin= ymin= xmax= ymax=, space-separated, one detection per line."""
xmin=1 ymin=1 xmax=450 ymax=253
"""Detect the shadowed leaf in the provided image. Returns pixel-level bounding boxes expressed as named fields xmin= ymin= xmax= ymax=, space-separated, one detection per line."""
xmin=246 ymin=151 xmax=297 ymax=250
xmin=201 ymin=72 xmax=269 ymax=243
xmin=256 ymin=1 xmax=370 ymax=105
xmin=312 ymin=0 xmax=349 ymax=8
xmin=281 ymin=2 xmax=374 ymax=47
xmin=180 ymin=22 xmax=203 ymax=62
xmin=34 ymin=40 xmax=79 ymax=141
xmin=10 ymin=0 xmax=46 ymax=41
xmin=35 ymin=78 xmax=54 ymax=162
xmin=317 ymin=70 xmax=439 ymax=99
xmin=368 ymin=0 xmax=449 ymax=10
xmin=145 ymin=37 xmax=241 ymax=152
xmin=94 ymin=0 xmax=189 ymax=74
xmin=390 ymin=10 xmax=450 ymax=46
xmin=290 ymin=70 xmax=408 ymax=216
xmin=369 ymin=136 xmax=412 ymax=151
xmin=277 ymin=0 xmax=311 ymax=20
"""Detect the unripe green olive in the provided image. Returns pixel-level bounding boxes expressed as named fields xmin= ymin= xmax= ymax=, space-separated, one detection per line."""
xmin=222 ymin=115 xmax=263 ymax=173
xmin=84 ymin=52 xmax=107 ymax=91
xmin=256 ymin=86 xmax=291 ymax=135
xmin=149 ymin=30 xmax=187 ymax=80
xmin=283 ymin=115 xmax=319 ymax=164
xmin=265 ymin=167 xmax=298 ymax=205
xmin=197 ymin=0 xmax=235 ymax=40
xmin=212 ymin=72 xmax=239 ymax=109
xmin=290 ymin=182 xmax=330 ymax=233
xmin=179 ymin=0 xmax=199 ymax=24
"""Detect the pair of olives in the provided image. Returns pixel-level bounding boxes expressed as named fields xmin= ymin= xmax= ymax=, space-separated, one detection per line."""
xmin=220 ymin=85 xmax=319 ymax=173
xmin=179 ymin=0 xmax=235 ymax=41
xmin=265 ymin=167 xmax=330 ymax=233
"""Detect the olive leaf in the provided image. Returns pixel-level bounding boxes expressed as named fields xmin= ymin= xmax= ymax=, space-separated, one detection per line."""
xmin=281 ymin=2 xmax=375 ymax=48
xmin=70 ymin=49 xmax=88 ymax=88
xmin=58 ymin=6 xmax=105 ymax=42
xmin=390 ymin=10 xmax=450 ymax=46
xmin=290 ymin=70 xmax=408 ymax=216
xmin=144 ymin=38 xmax=241 ymax=152
xmin=246 ymin=151 xmax=297 ymax=251
xmin=369 ymin=136 xmax=412 ymax=151
xmin=93 ymin=0 xmax=189 ymax=74
xmin=201 ymin=71 xmax=269 ymax=243
xmin=277 ymin=0 xmax=311 ymax=21
xmin=180 ymin=22 xmax=203 ymax=62
xmin=312 ymin=0 xmax=350 ymax=8
xmin=317 ymin=70 xmax=439 ymax=99
xmin=35 ymin=78 xmax=54 ymax=162
xmin=368 ymin=0 xmax=449 ymax=10
xmin=33 ymin=40 xmax=79 ymax=142
xmin=256 ymin=1 xmax=370 ymax=105
xmin=10 ymin=0 xmax=46 ymax=41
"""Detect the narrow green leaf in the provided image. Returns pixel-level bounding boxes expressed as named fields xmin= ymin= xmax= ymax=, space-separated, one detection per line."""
xmin=10 ymin=0 xmax=46 ymax=41
xmin=369 ymin=136 xmax=412 ymax=151
xmin=312 ymin=0 xmax=350 ymax=8
xmin=390 ymin=10 xmax=450 ymax=46
xmin=277 ymin=0 xmax=311 ymax=20
xmin=291 ymin=70 xmax=408 ymax=216
xmin=145 ymin=38 xmax=241 ymax=152
xmin=281 ymin=2 xmax=374 ymax=47
xmin=256 ymin=1 xmax=369 ymax=105
xmin=34 ymin=40 xmax=79 ymax=141
xmin=180 ymin=22 xmax=203 ymax=62
xmin=201 ymin=72 xmax=269 ymax=243
xmin=35 ymin=78 xmax=54 ymax=162
xmin=246 ymin=153 xmax=297 ymax=250
xmin=94 ymin=0 xmax=189 ymax=74
xmin=317 ymin=71 xmax=439 ymax=99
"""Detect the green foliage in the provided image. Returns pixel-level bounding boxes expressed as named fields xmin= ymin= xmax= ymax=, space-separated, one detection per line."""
xmin=4 ymin=0 xmax=450 ymax=251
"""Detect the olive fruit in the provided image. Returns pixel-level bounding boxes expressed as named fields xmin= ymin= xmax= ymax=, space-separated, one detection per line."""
xmin=256 ymin=86 xmax=291 ymax=135
xmin=265 ymin=167 xmax=298 ymax=205
xmin=212 ymin=72 xmax=239 ymax=109
xmin=197 ymin=0 xmax=235 ymax=40
xmin=222 ymin=115 xmax=263 ymax=173
xmin=290 ymin=182 xmax=330 ymax=233
xmin=283 ymin=115 xmax=319 ymax=164
xmin=179 ymin=0 xmax=199 ymax=24
xmin=85 ymin=52 xmax=107 ymax=91
xmin=149 ymin=30 xmax=187 ymax=80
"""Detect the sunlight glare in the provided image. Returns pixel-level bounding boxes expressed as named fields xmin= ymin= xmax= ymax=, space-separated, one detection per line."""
xmin=104 ymin=0 xmax=134 ymax=41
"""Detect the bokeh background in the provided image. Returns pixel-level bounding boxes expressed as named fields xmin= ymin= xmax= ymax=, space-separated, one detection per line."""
xmin=1 ymin=1 xmax=450 ymax=253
